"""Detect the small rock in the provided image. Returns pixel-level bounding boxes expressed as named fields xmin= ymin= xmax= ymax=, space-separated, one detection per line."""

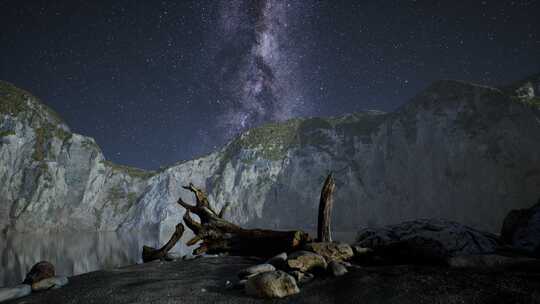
xmin=245 ymin=271 xmax=300 ymax=298
xmin=226 ymin=279 xmax=247 ymax=290
xmin=289 ymin=270 xmax=304 ymax=282
xmin=266 ymin=252 xmax=288 ymax=269
xmin=299 ymin=272 xmax=315 ymax=284
xmin=238 ymin=263 xmax=276 ymax=278
xmin=289 ymin=271 xmax=315 ymax=285
xmin=340 ymin=261 xmax=353 ymax=267
xmin=201 ymin=254 xmax=220 ymax=258
xmin=304 ymin=242 xmax=354 ymax=262
xmin=352 ymin=246 xmax=373 ymax=256
xmin=23 ymin=261 xmax=55 ymax=285
xmin=287 ymin=251 xmax=327 ymax=272
xmin=328 ymin=260 xmax=348 ymax=277
xmin=166 ymin=252 xmax=183 ymax=260
xmin=0 ymin=284 xmax=31 ymax=302
xmin=236 ymin=279 xmax=248 ymax=288
xmin=31 ymin=276 xmax=69 ymax=292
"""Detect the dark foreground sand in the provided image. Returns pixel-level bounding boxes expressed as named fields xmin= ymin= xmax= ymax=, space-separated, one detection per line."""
xmin=6 ymin=256 xmax=540 ymax=304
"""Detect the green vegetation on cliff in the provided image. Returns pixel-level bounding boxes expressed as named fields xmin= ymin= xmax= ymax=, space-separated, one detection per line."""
xmin=0 ymin=129 xmax=15 ymax=137
xmin=31 ymin=125 xmax=73 ymax=161
xmin=220 ymin=112 xmax=386 ymax=164
xmin=0 ymin=80 xmax=74 ymax=161
xmin=101 ymin=160 xmax=156 ymax=179
xmin=511 ymin=96 xmax=540 ymax=108
xmin=0 ymin=80 xmax=65 ymax=123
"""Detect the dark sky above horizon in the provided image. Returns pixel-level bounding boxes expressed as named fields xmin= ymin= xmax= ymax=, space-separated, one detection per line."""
xmin=1 ymin=0 xmax=539 ymax=170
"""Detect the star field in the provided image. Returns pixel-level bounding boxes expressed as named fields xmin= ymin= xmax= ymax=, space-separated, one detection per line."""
xmin=0 ymin=0 xmax=538 ymax=169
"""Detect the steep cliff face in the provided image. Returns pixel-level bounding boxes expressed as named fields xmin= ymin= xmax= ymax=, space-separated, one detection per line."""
xmin=123 ymin=77 xmax=540 ymax=237
xmin=1 ymin=76 xmax=539 ymax=237
xmin=0 ymin=81 xmax=153 ymax=233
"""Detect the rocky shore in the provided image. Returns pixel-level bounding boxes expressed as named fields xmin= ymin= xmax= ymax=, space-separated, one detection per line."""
xmin=2 ymin=254 xmax=539 ymax=304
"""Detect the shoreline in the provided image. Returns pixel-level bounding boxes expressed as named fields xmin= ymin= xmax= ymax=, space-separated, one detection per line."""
xmin=3 ymin=255 xmax=540 ymax=304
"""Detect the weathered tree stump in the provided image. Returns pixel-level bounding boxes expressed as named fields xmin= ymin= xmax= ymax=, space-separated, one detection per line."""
xmin=317 ymin=173 xmax=335 ymax=242
xmin=142 ymin=223 xmax=185 ymax=263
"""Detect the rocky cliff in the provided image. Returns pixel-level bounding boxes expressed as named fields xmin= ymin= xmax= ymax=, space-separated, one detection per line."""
xmin=1 ymin=76 xmax=539 ymax=239
xmin=0 ymin=81 xmax=153 ymax=233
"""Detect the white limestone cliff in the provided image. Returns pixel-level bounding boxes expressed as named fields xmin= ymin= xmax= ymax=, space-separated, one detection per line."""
xmin=1 ymin=76 xmax=539 ymax=241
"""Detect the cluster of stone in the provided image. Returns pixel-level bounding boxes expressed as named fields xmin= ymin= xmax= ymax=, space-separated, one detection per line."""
xmin=232 ymin=242 xmax=367 ymax=299
xmin=0 ymin=261 xmax=69 ymax=302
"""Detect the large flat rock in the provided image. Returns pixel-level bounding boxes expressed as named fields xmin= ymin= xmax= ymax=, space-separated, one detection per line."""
xmin=5 ymin=256 xmax=540 ymax=304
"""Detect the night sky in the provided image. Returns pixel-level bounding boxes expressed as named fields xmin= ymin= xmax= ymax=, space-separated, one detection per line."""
xmin=1 ymin=1 xmax=539 ymax=170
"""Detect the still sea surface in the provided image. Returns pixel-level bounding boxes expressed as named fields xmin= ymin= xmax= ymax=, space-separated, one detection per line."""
xmin=0 ymin=230 xmax=355 ymax=287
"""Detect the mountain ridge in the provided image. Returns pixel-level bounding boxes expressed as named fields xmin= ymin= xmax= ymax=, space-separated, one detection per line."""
xmin=1 ymin=76 xmax=539 ymax=244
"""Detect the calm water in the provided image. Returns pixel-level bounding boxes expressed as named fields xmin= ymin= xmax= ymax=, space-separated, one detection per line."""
xmin=0 ymin=230 xmax=194 ymax=287
xmin=0 ymin=230 xmax=356 ymax=287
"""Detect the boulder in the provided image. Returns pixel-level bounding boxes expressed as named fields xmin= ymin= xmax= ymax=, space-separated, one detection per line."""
xmin=23 ymin=261 xmax=55 ymax=285
xmin=31 ymin=276 xmax=69 ymax=292
xmin=266 ymin=252 xmax=288 ymax=269
xmin=0 ymin=284 xmax=31 ymax=302
xmin=245 ymin=271 xmax=300 ymax=298
xmin=238 ymin=264 xmax=275 ymax=278
xmin=327 ymin=261 xmax=348 ymax=277
xmin=352 ymin=246 xmax=373 ymax=256
xmin=355 ymin=219 xmax=502 ymax=263
xmin=287 ymin=251 xmax=327 ymax=272
xmin=303 ymin=242 xmax=354 ymax=262
xmin=501 ymin=199 xmax=540 ymax=256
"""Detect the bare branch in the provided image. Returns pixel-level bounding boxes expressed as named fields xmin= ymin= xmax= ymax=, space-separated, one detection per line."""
xmin=142 ymin=223 xmax=185 ymax=263
xmin=218 ymin=202 xmax=231 ymax=218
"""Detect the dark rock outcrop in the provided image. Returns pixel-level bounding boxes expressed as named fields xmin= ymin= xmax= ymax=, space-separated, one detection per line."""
xmin=501 ymin=198 xmax=540 ymax=256
xmin=355 ymin=219 xmax=502 ymax=263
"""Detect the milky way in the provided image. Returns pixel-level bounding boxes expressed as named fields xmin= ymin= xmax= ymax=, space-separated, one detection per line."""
xmin=215 ymin=0 xmax=310 ymax=139
xmin=1 ymin=1 xmax=538 ymax=169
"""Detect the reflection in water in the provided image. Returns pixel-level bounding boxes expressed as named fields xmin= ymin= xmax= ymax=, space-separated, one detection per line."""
xmin=0 ymin=230 xmax=356 ymax=287
xmin=0 ymin=230 xmax=193 ymax=287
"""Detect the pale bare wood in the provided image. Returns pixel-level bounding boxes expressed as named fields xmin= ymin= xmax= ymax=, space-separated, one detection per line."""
xmin=176 ymin=184 xmax=311 ymax=257
xmin=142 ymin=223 xmax=185 ymax=263
xmin=317 ymin=173 xmax=335 ymax=242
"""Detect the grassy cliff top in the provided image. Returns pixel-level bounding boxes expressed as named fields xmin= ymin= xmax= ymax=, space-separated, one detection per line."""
xmin=219 ymin=111 xmax=387 ymax=162
xmin=0 ymin=80 xmax=66 ymax=125
xmin=0 ymin=80 xmax=155 ymax=179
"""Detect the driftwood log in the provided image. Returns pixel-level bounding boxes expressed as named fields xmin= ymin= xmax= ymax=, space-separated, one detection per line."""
xmin=317 ymin=173 xmax=335 ymax=242
xmin=142 ymin=173 xmax=336 ymax=261
xmin=178 ymin=183 xmax=311 ymax=257
xmin=142 ymin=223 xmax=185 ymax=263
